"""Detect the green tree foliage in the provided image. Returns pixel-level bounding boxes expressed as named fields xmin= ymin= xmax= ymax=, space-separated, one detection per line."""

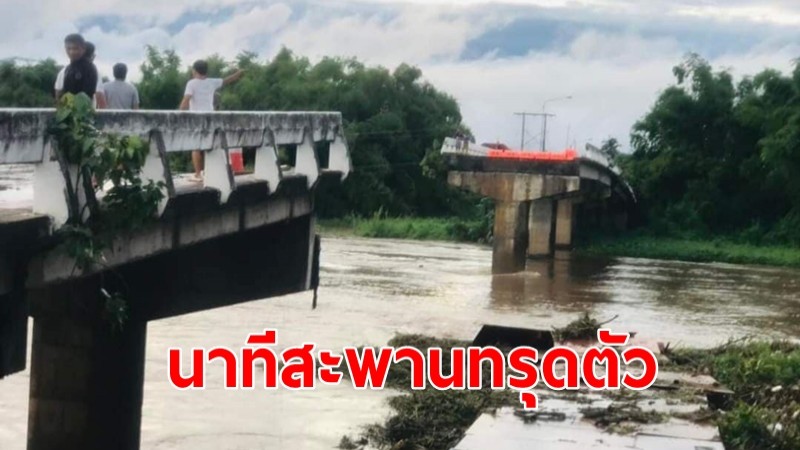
xmin=137 ymin=46 xmax=189 ymax=110
xmin=138 ymin=47 xmax=474 ymax=218
xmin=599 ymin=137 xmax=621 ymax=167
xmin=0 ymin=58 xmax=60 ymax=107
xmin=624 ymin=54 xmax=800 ymax=243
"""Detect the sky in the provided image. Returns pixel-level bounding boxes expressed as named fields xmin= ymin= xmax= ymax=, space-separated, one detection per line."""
xmin=2 ymin=0 xmax=800 ymax=150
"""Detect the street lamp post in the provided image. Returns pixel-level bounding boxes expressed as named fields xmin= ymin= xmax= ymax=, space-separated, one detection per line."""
xmin=541 ymin=95 xmax=572 ymax=151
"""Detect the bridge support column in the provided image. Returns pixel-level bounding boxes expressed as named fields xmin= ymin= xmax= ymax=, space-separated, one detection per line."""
xmin=492 ymin=201 xmax=529 ymax=274
xmin=28 ymin=280 xmax=146 ymax=450
xmin=528 ymin=199 xmax=554 ymax=258
xmin=0 ymin=263 xmax=27 ymax=379
xmin=555 ymin=199 xmax=576 ymax=249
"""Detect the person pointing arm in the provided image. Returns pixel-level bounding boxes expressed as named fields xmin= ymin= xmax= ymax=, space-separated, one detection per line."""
xmin=179 ymin=60 xmax=245 ymax=181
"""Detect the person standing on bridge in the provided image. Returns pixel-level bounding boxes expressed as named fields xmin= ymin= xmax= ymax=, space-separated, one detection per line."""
xmin=102 ymin=63 xmax=139 ymax=110
xmin=179 ymin=60 xmax=244 ymax=182
xmin=55 ymin=36 xmax=106 ymax=108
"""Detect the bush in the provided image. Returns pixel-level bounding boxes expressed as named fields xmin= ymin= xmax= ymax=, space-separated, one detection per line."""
xmin=667 ymin=341 xmax=800 ymax=450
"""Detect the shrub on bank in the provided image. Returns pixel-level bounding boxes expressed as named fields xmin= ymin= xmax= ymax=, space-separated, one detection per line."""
xmin=667 ymin=341 xmax=800 ymax=450
xmin=578 ymin=235 xmax=800 ymax=268
xmin=319 ymin=216 xmax=492 ymax=243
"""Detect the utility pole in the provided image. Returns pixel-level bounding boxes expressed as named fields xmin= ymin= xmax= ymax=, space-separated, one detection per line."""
xmin=541 ymin=113 xmax=554 ymax=152
xmin=541 ymin=95 xmax=573 ymax=151
xmin=565 ymin=124 xmax=571 ymax=149
xmin=514 ymin=112 xmax=554 ymax=150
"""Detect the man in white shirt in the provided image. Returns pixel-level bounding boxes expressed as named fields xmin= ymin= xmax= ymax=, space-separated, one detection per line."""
xmin=179 ymin=60 xmax=244 ymax=181
xmin=55 ymin=41 xmax=107 ymax=109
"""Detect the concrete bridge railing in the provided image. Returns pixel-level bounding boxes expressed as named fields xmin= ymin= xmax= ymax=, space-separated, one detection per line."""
xmin=1 ymin=109 xmax=351 ymax=227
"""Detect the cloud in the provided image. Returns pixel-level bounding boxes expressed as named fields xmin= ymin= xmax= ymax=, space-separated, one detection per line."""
xmin=354 ymin=0 xmax=800 ymax=24
xmin=1 ymin=0 xmax=799 ymax=151
xmin=275 ymin=5 xmax=509 ymax=65
xmin=424 ymin=32 xmax=800 ymax=151
xmin=171 ymin=4 xmax=293 ymax=61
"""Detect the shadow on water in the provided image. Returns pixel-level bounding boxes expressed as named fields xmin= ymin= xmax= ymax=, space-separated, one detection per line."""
xmin=489 ymin=251 xmax=615 ymax=312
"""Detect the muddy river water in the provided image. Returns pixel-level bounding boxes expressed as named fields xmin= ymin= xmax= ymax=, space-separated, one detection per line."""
xmin=1 ymin=236 xmax=799 ymax=448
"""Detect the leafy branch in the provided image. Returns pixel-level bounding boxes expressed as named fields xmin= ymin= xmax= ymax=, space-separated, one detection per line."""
xmin=48 ymin=93 xmax=165 ymax=328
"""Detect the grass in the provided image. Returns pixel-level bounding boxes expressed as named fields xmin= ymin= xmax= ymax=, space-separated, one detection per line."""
xmin=578 ymin=234 xmax=800 ymax=268
xmin=320 ymin=214 xmax=800 ymax=269
xmin=319 ymin=216 xmax=491 ymax=243
xmin=319 ymin=209 xmax=800 ymax=270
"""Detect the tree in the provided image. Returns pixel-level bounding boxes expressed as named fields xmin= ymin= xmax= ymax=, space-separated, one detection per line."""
xmin=0 ymin=59 xmax=60 ymax=107
xmin=131 ymin=47 xmax=474 ymax=218
xmin=599 ymin=138 xmax=620 ymax=165
xmin=624 ymin=54 xmax=798 ymax=241
xmin=137 ymin=47 xmax=188 ymax=109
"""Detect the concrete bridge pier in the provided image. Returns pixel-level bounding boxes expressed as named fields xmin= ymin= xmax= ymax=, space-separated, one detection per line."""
xmin=444 ymin=142 xmax=636 ymax=274
xmin=492 ymin=201 xmax=530 ymax=274
xmin=555 ymin=198 xmax=578 ymax=250
xmin=448 ymin=171 xmax=580 ymax=274
xmin=528 ymin=199 xmax=554 ymax=259
xmin=27 ymin=277 xmax=146 ymax=450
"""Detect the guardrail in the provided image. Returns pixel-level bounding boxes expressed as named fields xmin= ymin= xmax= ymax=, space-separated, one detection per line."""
xmin=441 ymin=137 xmax=619 ymax=172
xmin=581 ymin=143 xmax=620 ymax=175
xmin=0 ymin=109 xmax=351 ymax=227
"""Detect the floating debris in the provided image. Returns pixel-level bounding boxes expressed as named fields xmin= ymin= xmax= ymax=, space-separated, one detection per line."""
xmin=552 ymin=312 xmax=619 ymax=341
xmin=513 ymin=409 xmax=567 ymax=424
xmin=472 ymin=324 xmax=554 ymax=351
xmin=580 ymin=403 xmax=667 ymax=429
xmin=346 ymin=330 xmax=799 ymax=450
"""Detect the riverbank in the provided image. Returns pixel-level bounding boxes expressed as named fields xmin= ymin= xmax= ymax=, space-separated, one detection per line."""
xmin=340 ymin=331 xmax=800 ymax=450
xmin=577 ymin=235 xmax=800 ymax=268
xmin=666 ymin=340 xmax=800 ymax=450
xmin=318 ymin=217 xmax=491 ymax=243
xmin=319 ymin=217 xmax=800 ymax=269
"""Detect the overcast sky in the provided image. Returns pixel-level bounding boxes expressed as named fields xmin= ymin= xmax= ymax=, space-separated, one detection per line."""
xmin=2 ymin=0 xmax=800 ymax=150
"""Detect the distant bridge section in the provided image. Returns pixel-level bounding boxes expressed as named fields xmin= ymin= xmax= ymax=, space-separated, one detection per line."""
xmin=442 ymin=138 xmax=634 ymax=274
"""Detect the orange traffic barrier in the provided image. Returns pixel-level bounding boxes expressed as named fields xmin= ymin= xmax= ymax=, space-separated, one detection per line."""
xmin=487 ymin=149 xmax=577 ymax=162
xmin=229 ymin=148 xmax=245 ymax=174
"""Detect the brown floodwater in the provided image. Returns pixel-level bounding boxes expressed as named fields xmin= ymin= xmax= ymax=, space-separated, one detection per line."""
xmin=1 ymin=236 xmax=798 ymax=448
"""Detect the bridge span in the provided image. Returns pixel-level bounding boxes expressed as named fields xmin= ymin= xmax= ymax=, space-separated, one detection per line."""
xmin=442 ymin=138 xmax=635 ymax=274
xmin=0 ymin=109 xmax=350 ymax=449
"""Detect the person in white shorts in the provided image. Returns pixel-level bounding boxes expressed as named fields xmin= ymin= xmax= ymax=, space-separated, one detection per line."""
xmin=179 ymin=59 xmax=244 ymax=181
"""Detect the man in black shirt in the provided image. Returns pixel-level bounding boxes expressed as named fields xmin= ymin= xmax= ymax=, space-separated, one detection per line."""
xmin=58 ymin=34 xmax=99 ymax=103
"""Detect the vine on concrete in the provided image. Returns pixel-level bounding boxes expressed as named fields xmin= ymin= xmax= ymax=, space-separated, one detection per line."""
xmin=48 ymin=93 xmax=165 ymax=329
